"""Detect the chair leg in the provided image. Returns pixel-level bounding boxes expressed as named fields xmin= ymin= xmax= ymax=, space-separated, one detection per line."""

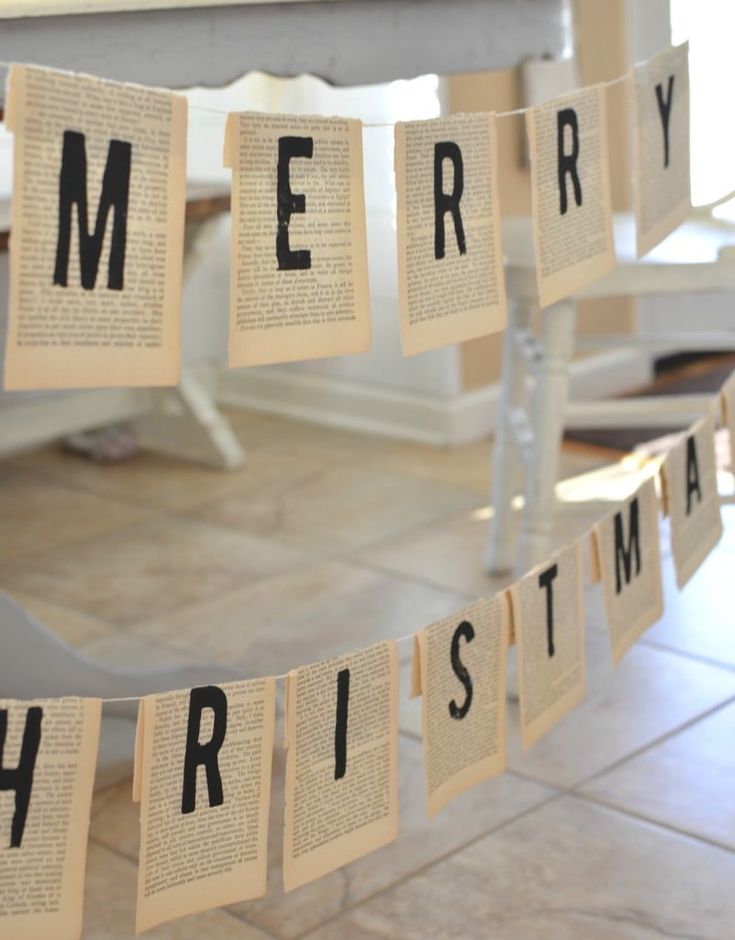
xmin=485 ymin=301 xmax=530 ymax=574
xmin=133 ymin=367 xmax=246 ymax=470
xmin=517 ymin=299 xmax=576 ymax=574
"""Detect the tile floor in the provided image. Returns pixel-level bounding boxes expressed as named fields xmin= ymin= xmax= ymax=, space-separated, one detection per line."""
xmin=3 ymin=409 xmax=734 ymax=939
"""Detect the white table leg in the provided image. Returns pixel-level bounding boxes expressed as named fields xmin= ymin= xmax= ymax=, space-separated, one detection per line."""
xmin=133 ymin=367 xmax=246 ymax=470
xmin=484 ymin=300 xmax=530 ymax=574
xmin=517 ymin=299 xmax=576 ymax=573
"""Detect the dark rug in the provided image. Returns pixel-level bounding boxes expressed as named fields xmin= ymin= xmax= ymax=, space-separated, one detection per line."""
xmin=564 ymin=353 xmax=735 ymax=454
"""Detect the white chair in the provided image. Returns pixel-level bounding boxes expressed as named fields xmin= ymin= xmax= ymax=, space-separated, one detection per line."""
xmin=485 ymin=211 xmax=735 ymax=576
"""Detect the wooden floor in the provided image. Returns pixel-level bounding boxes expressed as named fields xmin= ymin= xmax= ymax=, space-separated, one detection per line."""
xmin=2 ymin=409 xmax=734 ymax=939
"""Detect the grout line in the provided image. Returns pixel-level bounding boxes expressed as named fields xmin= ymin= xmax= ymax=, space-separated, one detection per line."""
xmin=221 ymin=906 xmax=283 ymax=939
xmin=638 ymin=637 xmax=735 ymax=673
xmin=570 ymin=693 xmax=735 ymax=792
xmin=572 ymin=790 xmax=735 ymax=856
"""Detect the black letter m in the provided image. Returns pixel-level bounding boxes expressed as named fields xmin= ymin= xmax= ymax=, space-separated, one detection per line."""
xmin=614 ymin=497 xmax=641 ymax=594
xmin=54 ymin=130 xmax=131 ymax=291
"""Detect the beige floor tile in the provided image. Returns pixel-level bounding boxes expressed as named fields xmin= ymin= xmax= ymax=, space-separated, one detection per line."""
xmin=222 ymin=407 xmax=409 ymax=466
xmin=8 ymin=443 xmax=327 ymax=513
xmin=356 ymin=503 xmax=601 ymax=598
xmin=2 ymin=588 xmax=116 ymax=647
xmin=227 ymin=737 xmax=553 ymax=939
xmin=89 ymin=777 xmax=141 ymax=860
xmin=506 ymin=633 xmax=735 ymax=789
xmin=310 ymin=795 xmax=735 ymax=940
xmin=580 ymin=700 xmax=735 ymax=850
xmin=356 ymin=506 xmax=514 ymax=598
xmin=190 ymin=463 xmax=482 ymax=554
xmin=0 ymin=515 xmax=306 ymax=625
xmin=641 ymin=547 xmax=735 ymax=668
xmin=357 ymin=437 xmax=496 ymax=494
xmin=79 ymin=631 xmax=201 ymax=669
xmin=0 ymin=469 xmax=153 ymax=561
xmin=223 ymin=407 xmax=607 ymax=482
xmin=83 ymin=842 xmax=272 ymax=939
xmin=364 ymin=439 xmax=609 ymax=496
xmin=133 ymin=560 xmax=470 ymax=673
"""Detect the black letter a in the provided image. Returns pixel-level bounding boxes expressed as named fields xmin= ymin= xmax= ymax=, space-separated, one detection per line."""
xmin=181 ymin=686 xmax=227 ymax=815
xmin=54 ymin=130 xmax=131 ymax=291
xmin=0 ymin=706 xmax=42 ymax=848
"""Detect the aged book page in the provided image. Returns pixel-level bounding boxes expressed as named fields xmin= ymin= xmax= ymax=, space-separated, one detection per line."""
xmin=591 ymin=475 xmax=664 ymax=665
xmin=661 ymin=412 xmax=722 ymax=589
xmin=0 ymin=696 xmax=101 ymax=940
xmin=394 ymin=112 xmax=507 ymax=355
xmin=132 ymin=698 xmax=145 ymax=805
xmin=526 ymin=84 xmax=615 ymax=308
xmin=136 ymin=679 xmax=276 ymax=933
xmin=224 ymin=112 xmax=371 ymax=367
xmin=511 ymin=541 xmax=585 ymax=750
xmin=631 ymin=43 xmax=690 ymax=257
xmin=283 ymin=640 xmax=399 ymax=892
xmin=720 ymin=371 xmax=735 ymax=457
xmin=413 ymin=595 xmax=509 ymax=818
xmin=4 ymin=64 xmax=186 ymax=390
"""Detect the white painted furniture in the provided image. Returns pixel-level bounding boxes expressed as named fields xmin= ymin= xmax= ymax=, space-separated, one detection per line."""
xmin=0 ymin=188 xmax=246 ymax=468
xmin=485 ymin=212 xmax=735 ymax=576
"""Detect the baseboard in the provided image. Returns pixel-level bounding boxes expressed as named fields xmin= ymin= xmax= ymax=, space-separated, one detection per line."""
xmin=567 ymin=347 xmax=653 ymax=403
xmin=217 ymin=348 xmax=654 ymax=446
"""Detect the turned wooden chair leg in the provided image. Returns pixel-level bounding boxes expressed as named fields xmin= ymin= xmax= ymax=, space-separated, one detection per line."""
xmin=485 ymin=300 xmax=531 ymax=575
xmin=517 ymin=299 xmax=576 ymax=574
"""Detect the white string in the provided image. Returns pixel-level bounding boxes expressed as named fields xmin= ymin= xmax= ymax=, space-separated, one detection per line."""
xmin=0 ymin=57 xmax=699 ymax=705
xmin=0 ymin=57 xmax=631 ymax=122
